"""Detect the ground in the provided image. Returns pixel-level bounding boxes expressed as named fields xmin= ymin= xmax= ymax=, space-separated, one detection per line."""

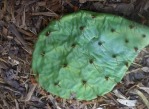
xmin=0 ymin=0 xmax=149 ymax=109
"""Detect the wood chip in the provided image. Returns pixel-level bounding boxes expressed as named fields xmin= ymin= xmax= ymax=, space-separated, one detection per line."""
xmin=25 ymin=84 xmax=37 ymax=102
xmin=135 ymin=89 xmax=149 ymax=109
xmin=31 ymin=12 xmax=58 ymax=17
xmin=117 ymin=99 xmax=137 ymax=107
xmin=8 ymin=23 xmax=32 ymax=54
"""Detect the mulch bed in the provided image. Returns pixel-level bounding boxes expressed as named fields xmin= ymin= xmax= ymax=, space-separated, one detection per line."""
xmin=0 ymin=0 xmax=149 ymax=109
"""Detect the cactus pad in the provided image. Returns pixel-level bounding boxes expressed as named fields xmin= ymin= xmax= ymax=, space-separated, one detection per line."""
xmin=32 ymin=10 xmax=149 ymax=100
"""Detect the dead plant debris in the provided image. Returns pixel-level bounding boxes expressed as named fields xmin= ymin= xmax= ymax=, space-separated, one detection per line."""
xmin=0 ymin=0 xmax=149 ymax=109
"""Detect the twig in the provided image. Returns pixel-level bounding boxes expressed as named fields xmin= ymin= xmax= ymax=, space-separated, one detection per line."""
xmin=135 ymin=89 xmax=149 ymax=109
xmin=31 ymin=12 xmax=59 ymax=17
xmin=15 ymin=99 xmax=20 ymax=109
xmin=0 ymin=83 xmax=21 ymax=94
xmin=8 ymin=23 xmax=32 ymax=54
xmin=24 ymin=84 xmax=37 ymax=101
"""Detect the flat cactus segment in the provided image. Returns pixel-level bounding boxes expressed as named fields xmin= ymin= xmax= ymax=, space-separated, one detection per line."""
xmin=32 ymin=10 xmax=149 ymax=100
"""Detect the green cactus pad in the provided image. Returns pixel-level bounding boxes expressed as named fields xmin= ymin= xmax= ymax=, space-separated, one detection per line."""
xmin=32 ymin=10 xmax=149 ymax=100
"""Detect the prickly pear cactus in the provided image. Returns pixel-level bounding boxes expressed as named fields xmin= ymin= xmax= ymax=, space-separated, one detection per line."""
xmin=32 ymin=10 xmax=149 ymax=100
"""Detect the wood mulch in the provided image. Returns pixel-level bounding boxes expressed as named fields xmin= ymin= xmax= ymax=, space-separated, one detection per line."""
xmin=0 ymin=0 xmax=149 ymax=109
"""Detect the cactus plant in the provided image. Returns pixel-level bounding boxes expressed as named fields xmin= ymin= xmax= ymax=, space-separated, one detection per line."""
xmin=32 ymin=10 xmax=149 ymax=100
